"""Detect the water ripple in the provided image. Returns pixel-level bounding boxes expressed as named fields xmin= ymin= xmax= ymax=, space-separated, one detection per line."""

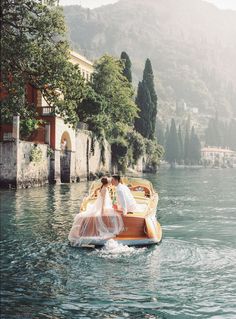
xmin=1 ymin=170 xmax=236 ymax=318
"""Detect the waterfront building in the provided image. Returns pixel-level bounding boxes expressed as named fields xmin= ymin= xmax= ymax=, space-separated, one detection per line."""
xmin=70 ymin=50 xmax=93 ymax=82
xmin=0 ymin=52 xmax=111 ymax=187
xmin=201 ymin=146 xmax=236 ymax=167
xmin=0 ymin=50 xmax=93 ymax=146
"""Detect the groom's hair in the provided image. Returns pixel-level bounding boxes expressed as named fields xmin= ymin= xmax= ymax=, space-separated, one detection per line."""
xmin=112 ymin=174 xmax=121 ymax=182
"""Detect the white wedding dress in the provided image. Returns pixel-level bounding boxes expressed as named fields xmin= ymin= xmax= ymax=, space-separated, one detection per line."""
xmin=68 ymin=188 xmax=124 ymax=246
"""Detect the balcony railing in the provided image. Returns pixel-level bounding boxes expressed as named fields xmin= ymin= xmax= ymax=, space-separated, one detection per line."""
xmin=42 ymin=107 xmax=53 ymax=115
xmin=37 ymin=107 xmax=54 ymax=116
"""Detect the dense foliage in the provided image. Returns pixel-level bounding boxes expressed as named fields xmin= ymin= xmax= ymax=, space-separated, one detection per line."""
xmin=78 ymin=54 xmax=163 ymax=172
xmin=77 ymin=55 xmax=137 ymax=171
xmin=164 ymin=118 xmax=201 ymax=165
xmin=145 ymin=139 xmax=164 ymax=172
xmin=0 ymin=0 xmax=85 ymax=126
xmin=20 ymin=119 xmax=44 ymax=140
xmin=92 ymin=55 xmax=138 ymax=137
xmin=165 ymin=119 xmax=179 ymax=164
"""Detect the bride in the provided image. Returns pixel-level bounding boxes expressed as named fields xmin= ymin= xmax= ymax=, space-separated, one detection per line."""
xmin=68 ymin=177 xmax=124 ymax=246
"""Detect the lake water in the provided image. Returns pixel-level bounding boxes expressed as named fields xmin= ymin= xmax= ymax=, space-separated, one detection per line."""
xmin=0 ymin=168 xmax=236 ymax=319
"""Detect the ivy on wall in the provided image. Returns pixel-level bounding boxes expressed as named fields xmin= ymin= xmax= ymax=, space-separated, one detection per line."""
xmin=29 ymin=144 xmax=43 ymax=162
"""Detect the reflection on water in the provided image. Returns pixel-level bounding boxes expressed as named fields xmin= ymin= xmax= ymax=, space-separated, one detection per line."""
xmin=0 ymin=169 xmax=236 ymax=318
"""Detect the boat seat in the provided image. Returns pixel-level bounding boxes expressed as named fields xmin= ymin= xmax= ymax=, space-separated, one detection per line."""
xmin=131 ymin=190 xmax=145 ymax=197
xmin=129 ymin=186 xmax=151 ymax=197
xmin=135 ymin=203 xmax=148 ymax=213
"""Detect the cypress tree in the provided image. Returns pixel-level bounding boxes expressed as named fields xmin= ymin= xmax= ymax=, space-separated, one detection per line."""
xmin=214 ymin=114 xmax=222 ymax=147
xmin=194 ymin=134 xmax=201 ymax=164
xmin=165 ymin=119 xmax=179 ymax=164
xmin=205 ymin=119 xmax=215 ymax=146
xmin=228 ymin=119 xmax=236 ymax=150
xmin=134 ymin=81 xmax=153 ymax=138
xmin=184 ymin=125 xmax=190 ymax=165
xmin=205 ymin=116 xmax=222 ymax=147
xmin=221 ymin=121 xmax=228 ymax=148
xmin=120 ymin=51 xmax=132 ymax=83
xmin=189 ymin=126 xmax=196 ymax=165
xmin=156 ymin=125 xmax=165 ymax=147
xmin=178 ymin=125 xmax=184 ymax=164
xmin=142 ymin=58 xmax=158 ymax=139
xmin=189 ymin=126 xmax=201 ymax=164
xmin=164 ymin=124 xmax=170 ymax=160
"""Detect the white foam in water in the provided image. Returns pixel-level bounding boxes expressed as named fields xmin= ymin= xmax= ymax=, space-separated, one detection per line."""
xmin=95 ymin=239 xmax=145 ymax=258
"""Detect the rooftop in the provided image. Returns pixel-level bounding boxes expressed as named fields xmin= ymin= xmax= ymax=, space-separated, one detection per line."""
xmin=201 ymin=147 xmax=235 ymax=153
xmin=70 ymin=50 xmax=93 ymax=66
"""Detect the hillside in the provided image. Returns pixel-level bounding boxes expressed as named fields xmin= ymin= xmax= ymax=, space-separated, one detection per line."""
xmin=63 ymin=0 xmax=236 ymax=121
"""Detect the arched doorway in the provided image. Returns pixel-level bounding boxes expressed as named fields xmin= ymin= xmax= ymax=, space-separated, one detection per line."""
xmin=60 ymin=131 xmax=72 ymax=183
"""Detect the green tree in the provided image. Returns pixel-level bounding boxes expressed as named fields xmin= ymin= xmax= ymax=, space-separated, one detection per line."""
xmin=111 ymin=137 xmax=128 ymax=172
xmin=145 ymin=139 xmax=164 ymax=172
xmin=135 ymin=58 xmax=158 ymax=139
xmin=1 ymin=0 xmax=85 ymax=126
xmin=120 ymin=51 xmax=132 ymax=83
xmin=126 ymin=130 xmax=146 ymax=166
xmin=205 ymin=115 xmax=221 ymax=147
xmin=134 ymin=82 xmax=153 ymax=139
xmin=92 ymin=55 xmax=138 ymax=140
xmin=189 ymin=126 xmax=201 ymax=164
xmin=165 ymin=119 xmax=179 ymax=164
xmin=178 ymin=125 xmax=184 ymax=164
xmin=156 ymin=122 xmax=165 ymax=147
xmin=77 ymin=85 xmax=106 ymax=136
xmin=184 ymin=125 xmax=190 ymax=165
xmin=164 ymin=124 xmax=169 ymax=160
xmin=142 ymin=58 xmax=158 ymax=139
xmin=164 ymin=124 xmax=170 ymax=145
xmin=82 ymin=54 xmax=138 ymax=171
xmin=228 ymin=119 xmax=236 ymax=150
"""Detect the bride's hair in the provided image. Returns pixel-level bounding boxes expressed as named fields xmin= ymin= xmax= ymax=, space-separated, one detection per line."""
xmin=100 ymin=177 xmax=109 ymax=189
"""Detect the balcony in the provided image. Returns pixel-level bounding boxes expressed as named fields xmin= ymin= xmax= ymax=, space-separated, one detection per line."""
xmin=37 ymin=107 xmax=54 ymax=116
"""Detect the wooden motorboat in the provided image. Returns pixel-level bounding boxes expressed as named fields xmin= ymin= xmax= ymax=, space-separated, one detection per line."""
xmin=69 ymin=177 xmax=162 ymax=247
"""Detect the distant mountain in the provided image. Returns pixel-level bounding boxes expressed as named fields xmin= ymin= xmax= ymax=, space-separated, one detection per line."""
xmin=63 ymin=0 xmax=236 ymax=119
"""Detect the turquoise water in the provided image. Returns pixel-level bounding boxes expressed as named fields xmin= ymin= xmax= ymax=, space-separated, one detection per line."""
xmin=0 ymin=168 xmax=236 ymax=319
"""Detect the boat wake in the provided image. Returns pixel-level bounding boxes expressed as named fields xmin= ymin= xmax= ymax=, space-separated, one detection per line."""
xmin=94 ymin=239 xmax=146 ymax=258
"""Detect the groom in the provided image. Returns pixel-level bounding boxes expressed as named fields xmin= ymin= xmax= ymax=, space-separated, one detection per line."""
xmin=111 ymin=175 xmax=137 ymax=215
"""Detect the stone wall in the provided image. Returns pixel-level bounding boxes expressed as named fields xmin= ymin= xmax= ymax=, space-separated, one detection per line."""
xmin=17 ymin=141 xmax=50 ymax=188
xmin=48 ymin=130 xmax=111 ymax=184
xmin=0 ymin=141 xmax=49 ymax=188
xmin=0 ymin=131 xmax=112 ymax=188
xmin=0 ymin=141 xmax=17 ymax=187
xmin=75 ymin=131 xmax=111 ymax=180
xmin=75 ymin=131 xmax=88 ymax=179
xmin=133 ymin=157 xmax=144 ymax=173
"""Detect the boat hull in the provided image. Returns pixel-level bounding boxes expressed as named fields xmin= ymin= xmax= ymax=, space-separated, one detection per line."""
xmin=69 ymin=220 xmax=162 ymax=247
xmin=70 ymin=238 xmax=160 ymax=248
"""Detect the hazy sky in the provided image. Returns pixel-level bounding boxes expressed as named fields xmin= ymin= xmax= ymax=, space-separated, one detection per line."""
xmin=59 ymin=0 xmax=236 ymax=10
